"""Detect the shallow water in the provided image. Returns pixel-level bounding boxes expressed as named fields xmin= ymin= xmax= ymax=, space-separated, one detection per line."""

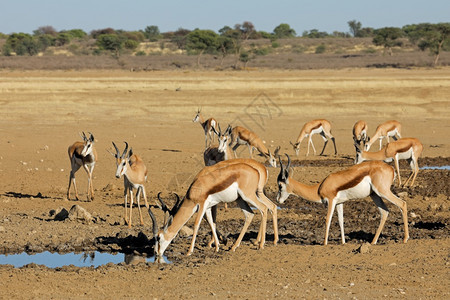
xmin=420 ymin=165 xmax=450 ymax=170
xmin=0 ymin=251 xmax=170 ymax=268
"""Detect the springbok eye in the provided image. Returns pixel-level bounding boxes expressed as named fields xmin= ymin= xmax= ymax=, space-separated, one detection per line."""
xmin=122 ymin=162 xmax=126 ymax=166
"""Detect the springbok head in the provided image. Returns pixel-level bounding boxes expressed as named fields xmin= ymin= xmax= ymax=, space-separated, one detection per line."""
xmin=192 ymin=107 xmax=202 ymax=122
xmin=148 ymin=192 xmax=182 ymax=263
xmin=276 ymin=153 xmax=292 ymax=204
xmin=80 ymin=132 xmax=95 ymax=156
xmin=110 ymin=141 xmax=133 ymax=178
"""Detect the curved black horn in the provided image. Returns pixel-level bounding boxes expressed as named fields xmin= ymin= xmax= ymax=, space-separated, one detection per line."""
xmin=171 ymin=193 xmax=182 ymax=215
xmin=121 ymin=142 xmax=128 ymax=159
xmin=112 ymin=142 xmax=119 ymax=156
xmin=285 ymin=153 xmax=291 ymax=171
xmin=157 ymin=192 xmax=169 ymax=213
xmin=147 ymin=207 xmax=158 ymax=237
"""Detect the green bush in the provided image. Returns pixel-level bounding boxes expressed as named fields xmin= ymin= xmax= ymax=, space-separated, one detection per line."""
xmin=315 ymin=44 xmax=326 ymax=54
xmin=272 ymin=41 xmax=280 ymax=48
xmin=124 ymin=39 xmax=139 ymax=50
xmin=135 ymin=50 xmax=146 ymax=56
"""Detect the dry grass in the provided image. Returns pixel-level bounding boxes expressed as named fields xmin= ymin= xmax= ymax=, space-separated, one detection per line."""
xmin=0 ymin=37 xmax=449 ymax=70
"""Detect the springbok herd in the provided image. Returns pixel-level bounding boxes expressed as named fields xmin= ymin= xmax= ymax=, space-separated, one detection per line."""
xmin=66 ymin=109 xmax=423 ymax=263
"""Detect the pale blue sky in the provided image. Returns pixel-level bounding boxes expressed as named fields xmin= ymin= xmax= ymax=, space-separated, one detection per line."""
xmin=1 ymin=0 xmax=448 ymax=35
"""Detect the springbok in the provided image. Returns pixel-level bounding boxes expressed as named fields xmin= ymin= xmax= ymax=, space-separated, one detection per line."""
xmin=66 ymin=132 xmax=97 ymax=201
xmin=318 ymin=160 xmax=409 ymax=245
xmin=364 ymin=120 xmax=401 ymax=151
xmin=192 ymin=108 xmax=218 ymax=148
xmin=228 ymin=125 xmax=278 ymax=167
xmin=148 ymin=162 xmax=270 ymax=261
xmin=355 ymin=137 xmax=423 ymax=187
xmin=203 ymin=125 xmax=279 ymax=239
xmin=277 ymin=154 xmax=409 ymax=245
xmin=290 ymin=119 xmax=337 ymax=156
xmin=110 ymin=142 xmax=149 ymax=227
xmin=352 ymin=120 xmax=368 ymax=145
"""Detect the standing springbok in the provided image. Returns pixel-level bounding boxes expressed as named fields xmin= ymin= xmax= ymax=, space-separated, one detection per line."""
xmin=110 ymin=142 xmax=149 ymax=228
xmin=318 ymin=160 xmax=409 ymax=245
xmin=352 ymin=120 xmax=368 ymax=145
xmin=66 ymin=132 xmax=97 ymax=201
xmin=355 ymin=137 xmax=423 ymax=187
xmin=192 ymin=108 xmax=218 ymax=148
xmin=148 ymin=163 xmax=270 ymax=260
xmin=364 ymin=120 xmax=402 ymax=151
xmin=228 ymin=125 xmax=278 ymax=167
xmin=290 ymin=119 xmax=337 ymax=156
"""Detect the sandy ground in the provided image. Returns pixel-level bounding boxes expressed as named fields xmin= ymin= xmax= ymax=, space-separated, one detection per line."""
xmin=0 ymin=68 xmax=449 ymax=299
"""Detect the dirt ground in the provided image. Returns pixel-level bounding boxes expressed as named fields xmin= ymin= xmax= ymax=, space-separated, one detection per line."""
xmin=0 ymin=68 xmax=449 ymax=299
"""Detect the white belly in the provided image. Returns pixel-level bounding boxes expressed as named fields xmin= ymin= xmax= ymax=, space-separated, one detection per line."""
xmin=396 ymin=148 xmax=412 ymax=160
xmin=386 ymin=129 xmax=398 ymax=137
xmin=310 ymin=126 xmax=323 ymax=136
xmin=335 ymin=176 xmax=371 ymax=204
xmin=205 ymin=182 xmax=239 ymax=208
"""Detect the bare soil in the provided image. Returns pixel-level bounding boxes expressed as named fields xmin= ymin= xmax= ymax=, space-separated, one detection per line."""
xmin=0 ymin=68 xmax=449 ymax=299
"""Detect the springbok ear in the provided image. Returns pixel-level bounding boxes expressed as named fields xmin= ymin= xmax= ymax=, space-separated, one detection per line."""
xmin=274 ymin=145 xmax=281 ymax=157
xmin=128 ymin=148 xmax=133 ymax=159
xmin=88 ymin=132 xmax=94 ymax=142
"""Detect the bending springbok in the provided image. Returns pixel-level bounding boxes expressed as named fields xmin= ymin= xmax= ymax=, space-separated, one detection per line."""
xmin=110 ymin=142 xmax=149 ymax=227
xmin=352 ymin=120 xmax=368 ymax=145
xmin=364 ymin=120 xmax=401 ymax=151
xmin=148 ymin=163 xmax=270 ymax=261
xmin=228 ymin=125 xmax=278 ymax=167
xmin=355 ymin=137 xmax=423 ymax=187
xmin=290 ymin=119 xmax=337 ymax=156
xmin=66 ymin=132 xmax=97 ymax=201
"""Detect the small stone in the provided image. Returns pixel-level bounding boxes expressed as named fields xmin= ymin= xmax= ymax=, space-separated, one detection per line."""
xmin=68 ymin=205 xmax=93 ymax=224
xmin=358 ymin=243 xmax=371 ymax=254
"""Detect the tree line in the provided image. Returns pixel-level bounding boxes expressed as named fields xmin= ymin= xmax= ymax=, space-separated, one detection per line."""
xmin=1 ymin=21 xmax=449 ymax=66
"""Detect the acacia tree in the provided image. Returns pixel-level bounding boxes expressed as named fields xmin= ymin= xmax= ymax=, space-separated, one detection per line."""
xmin=404 ymin=23 xmax=450 ymax=65
xmin=273 ymin=23 xmax=296 ymax=38
xmin=372 ymin=27 xmax=403 ymax=56
xmin=348 ymin=20 xmax=362 ymax=37
xmin=186 ymin=29 xmax=219 ymax=66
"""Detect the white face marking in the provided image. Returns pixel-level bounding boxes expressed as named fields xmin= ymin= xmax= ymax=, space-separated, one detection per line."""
xmin=115 ymin=158 xmax=127 ymax=178
xmin=268 ymin=155 xmax=277 ymax=168
xmin=81 ymin=141 xmax=93 ymax=156
xmin=192 ymin=114 xmax=199 ymax=122
xmin=276 ymin=182 xmax=289 ymax=204
xmin=218 ymin=136 xmax=228 ymax=153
